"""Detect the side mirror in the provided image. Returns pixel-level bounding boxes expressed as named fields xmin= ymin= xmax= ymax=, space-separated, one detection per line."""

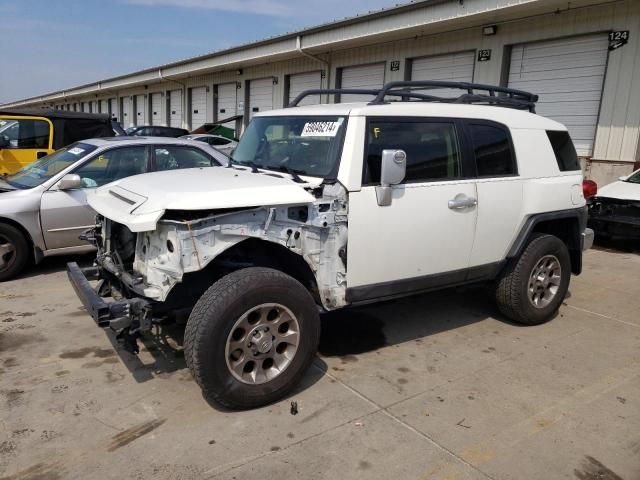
xmin=376 ymin=149 xmax=406 ymax=206
xmin=58 ymin=174 xmax=82 ymax=191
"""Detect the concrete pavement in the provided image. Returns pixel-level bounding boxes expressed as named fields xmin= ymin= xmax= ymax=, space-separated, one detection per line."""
xmin=1 ymin=247 xmax=638 ymax=480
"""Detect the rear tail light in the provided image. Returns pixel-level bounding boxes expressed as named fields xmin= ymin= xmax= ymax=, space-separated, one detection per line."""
xmin=582 ymin=179 xmax=598 ymax=199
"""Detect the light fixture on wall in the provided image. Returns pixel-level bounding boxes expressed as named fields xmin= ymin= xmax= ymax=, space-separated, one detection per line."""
xmin=236 ymin=69 xmax=243 ymax=75
xmin=482 ymin=25 xmax=497 ymax=36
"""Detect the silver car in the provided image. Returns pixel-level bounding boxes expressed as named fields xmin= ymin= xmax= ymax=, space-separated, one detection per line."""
xmin=0 ymin=136 xmax=228 ymax=281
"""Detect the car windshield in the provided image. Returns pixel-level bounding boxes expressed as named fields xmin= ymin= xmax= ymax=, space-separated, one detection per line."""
xmin=4 ymin=142 xmax=98 ymax=189
xmin=232 ymin=116 xmax=347 ymax=178
xmin=624 ymin=170 xmax=640 ymax=184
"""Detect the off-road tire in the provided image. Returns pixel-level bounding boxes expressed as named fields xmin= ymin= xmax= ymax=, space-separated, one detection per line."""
xmin=495 ymin=233 xmax=571 ymax=325
xmin=184 ymin=267 xmax=320 ymax=409
xmin=0 ymin=223 xmax=29 ymax=282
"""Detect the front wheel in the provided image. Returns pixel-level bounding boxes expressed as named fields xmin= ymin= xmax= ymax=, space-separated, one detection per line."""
xmin=184 ymin=267 xmax=320 ymax=409
xmin=495 ymin=233 xmax=571 ymax=325
xmin=0 ymin=223 xmax=29 ymax=282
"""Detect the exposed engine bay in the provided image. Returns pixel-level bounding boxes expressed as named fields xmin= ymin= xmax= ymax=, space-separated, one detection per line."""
xmin=94 ymin=182 xmax=350 ymax=313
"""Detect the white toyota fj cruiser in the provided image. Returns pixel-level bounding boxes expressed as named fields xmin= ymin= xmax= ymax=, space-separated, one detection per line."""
xmin=68 ymin=81 xmax=594 ymax=409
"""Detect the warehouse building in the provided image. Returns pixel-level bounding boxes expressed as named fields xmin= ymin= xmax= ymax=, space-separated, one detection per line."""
xmin=2 ymin=0 xmax=639 ymax=184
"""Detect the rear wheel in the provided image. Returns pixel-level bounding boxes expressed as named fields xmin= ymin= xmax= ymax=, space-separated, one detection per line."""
xmin=184 ymin=267 xmax=320 ymax=409
xmin=0 ymin=224 xmax=29 ymax=282
xmin=495 ymin=233 xmax=571 ymax=325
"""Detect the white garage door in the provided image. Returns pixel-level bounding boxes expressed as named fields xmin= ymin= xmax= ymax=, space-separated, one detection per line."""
xmin=411 ymin=51 xmax=475 ymax=97
xmin=135 ymin=95 xmax=146 ymax=125
xmin=109 ymin=98 xmax=119 ymax=121
xmin=122 ymin=97 xmax=132 ymax=127
xmin=339 ymin=63 xmax=385 ymax=102
xmin=190 ymin=87 xmax=207 ymax=129
xmin=91 ymin=101 xmax=98 ymax=113
xmin=289 ymin=71 xmax=322 ymax=106
xmin=99 ymin=100 xmax=108 ymax=114
xmin=508 ymin=34 xmax=609 ymax=156
xmin=169 ymin=90 xmax=183 ymax=128
xmin=150 ymin=93 xmax=163 ymax=125
xmin=216 ymin=83 xmax=237 ymax=130
xmin=249 ymin=78 xmax=274 ymax=120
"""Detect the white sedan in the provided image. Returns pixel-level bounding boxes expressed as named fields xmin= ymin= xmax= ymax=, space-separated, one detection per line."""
xmin=588 ymin=168 xmax=640 ymax=240
xmin=180 ymin=134 xmax=238 ymax=154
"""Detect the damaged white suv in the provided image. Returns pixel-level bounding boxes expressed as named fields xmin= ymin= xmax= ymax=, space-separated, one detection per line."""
xmin=68 ymin=81 xmax=593 ymax=409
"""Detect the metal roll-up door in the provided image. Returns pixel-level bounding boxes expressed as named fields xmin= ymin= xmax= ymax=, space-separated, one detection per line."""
xmin=288 ymin=71 xmax=322 ymax=106
xmin=135 ymin=95 xmax=146 ymax=125
xmin=410 ymin=51 xmax=475 ymax=97
xmin=91 ymin=101 xmax=98 ymax=113
xmin=109 ymin=98 xmax=119 ymax=121
xmin=122 ymin=97 xmax=132 ymax=127
xmin=339 ymin=63 xmax=385 ymax=102
xmin=190 ymin=87 xmax=207 ymax=128
xmin=216 ymin=83 xmax=237 ymax=129
xmin=169 ymin=90 xmax=183 ymax=128
xmin=99 ymin=100 xmax=108 ymax=114
xmin=249 ymin=78 xmax=274 ymax=120
xmin=151 ymin=93 xmax=162 ymax=125
xmin=508 ymin=34 xmax=609 ymax=156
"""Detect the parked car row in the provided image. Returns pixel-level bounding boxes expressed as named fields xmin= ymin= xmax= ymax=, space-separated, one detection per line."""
xmin=126 ymin=125 xmax=238 ymax=153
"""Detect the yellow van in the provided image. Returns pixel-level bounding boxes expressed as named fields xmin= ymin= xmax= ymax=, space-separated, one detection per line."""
xmin=0 ymin=109 xmax=123 ymax=175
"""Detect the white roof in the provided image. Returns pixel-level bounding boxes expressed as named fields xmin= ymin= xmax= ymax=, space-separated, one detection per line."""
xmin=257 ymin=102 xmax=567 ymax=130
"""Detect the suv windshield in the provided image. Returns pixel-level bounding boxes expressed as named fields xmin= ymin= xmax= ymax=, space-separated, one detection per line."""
xmin=232 ymin=116 xmax=347 ymax=178
xmin=5 ymin=142 xmax=98 ymax=189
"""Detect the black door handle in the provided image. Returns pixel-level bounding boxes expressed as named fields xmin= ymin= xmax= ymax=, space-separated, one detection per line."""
xmin=37 ymin=151 xmax=47 ymax=159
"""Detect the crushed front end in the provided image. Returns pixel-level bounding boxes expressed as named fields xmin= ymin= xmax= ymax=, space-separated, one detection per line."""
xmin=67 ymin=217 xmax=157 ymax=353
xmin=67 ymin=182 xmax=350 ymax=354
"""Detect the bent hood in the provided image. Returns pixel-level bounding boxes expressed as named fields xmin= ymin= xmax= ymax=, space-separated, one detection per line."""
xmin=87 ymin=166 xmax=316 ymax=232
xmin=596 ymin=180 xmax=640 ymax=202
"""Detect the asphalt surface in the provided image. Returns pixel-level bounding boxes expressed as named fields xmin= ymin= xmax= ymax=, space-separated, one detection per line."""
xmin=0 ymin=245 xmax=639 ymax=480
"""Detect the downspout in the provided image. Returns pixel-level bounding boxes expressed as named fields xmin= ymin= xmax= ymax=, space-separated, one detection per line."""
xmin=159 ymin=68 xmax=188 ymax=129
xmin=296 ymin=35 xmax=330 ymax=104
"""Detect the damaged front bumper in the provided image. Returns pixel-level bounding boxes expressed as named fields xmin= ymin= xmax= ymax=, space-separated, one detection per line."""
xmin=67 ymin=262 xmax=151 ymax=328
xmin=588 ymin=197 xmax=640 ymax=239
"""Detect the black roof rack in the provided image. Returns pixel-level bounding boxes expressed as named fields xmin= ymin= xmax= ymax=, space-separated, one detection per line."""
xmin=287 ymin=81 xmax=538 ymax=112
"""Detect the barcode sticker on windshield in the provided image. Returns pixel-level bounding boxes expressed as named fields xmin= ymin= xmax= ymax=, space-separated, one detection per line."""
xmin=300 ymin=121 xmax=341 ymax=137
xmin=68 ymin=147 xmax=85 ymax=155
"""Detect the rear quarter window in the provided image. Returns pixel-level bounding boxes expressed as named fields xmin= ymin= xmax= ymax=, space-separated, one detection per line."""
xmin=468 ymin=123 xmax=516 ymax=177
xmin=546 ymin=131 xmax=581 ymax=171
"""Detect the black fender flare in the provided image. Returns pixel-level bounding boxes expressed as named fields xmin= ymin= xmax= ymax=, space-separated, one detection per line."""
xmin=506 ymin=206 xmax=587 ymax=274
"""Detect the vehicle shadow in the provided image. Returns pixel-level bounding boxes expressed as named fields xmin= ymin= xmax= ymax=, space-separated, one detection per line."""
xmin=105 ymin=282 xmax=512 ymax=389
xmin=593 ymin=235 xmax=640 ymax=254
xmin=18 ymin=253 xmax=95 ymax=279
xmin=103 ymin=319 xmax=188 ymax=383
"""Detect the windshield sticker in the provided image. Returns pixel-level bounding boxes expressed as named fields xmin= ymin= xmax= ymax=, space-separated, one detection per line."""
xmin=300 ymin=121 xmax=341 ymax=137
xmin=68 ymin=147 xmax=85 ymax=155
